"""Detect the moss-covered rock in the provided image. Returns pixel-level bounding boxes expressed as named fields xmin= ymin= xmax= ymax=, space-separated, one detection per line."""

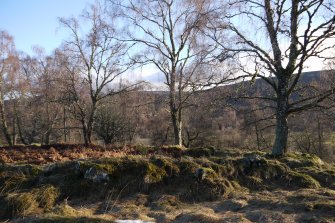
xmin=184 ymin=166 xmax=238 ymax=201
xmin=151 ymin=156 xmax=180 ymax=177
xmin=241 ymin=176 xmax=264 ymax=190
xmin=281 ymin=152 xmax=325 ymax=169
xmin=286 ymin=171 xmax=321 ymax=189
xmin=186 ymin=147 xmax=215 ymax=158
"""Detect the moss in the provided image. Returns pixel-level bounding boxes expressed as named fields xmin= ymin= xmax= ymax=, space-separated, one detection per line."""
xmin=283 ymin=152 xmax=325 ymax=168
xmin=179 ymin=157 xmax=200 ymax=174
xmin=144 ymin=163 xmax=167 ymax=184
xmin=161 ymin=145 xmax=185 ymax=150
xmin=185 ymin=166 xmax=238 ymax=201
xmin=6 ymin=164 xmax=43 ymax=176
xmin=212 ymin=148 xmax=243 ymax=158
xmin=228 ymin=157 xmax=288 ymax=183
xmin=100 ymin=157 xmax=171 ymax=193
xmin=263 ymin=160 xmax=289 ymax=179
xmin=31 ymin=165 xmax=43 ymax=176
xmin=218 ymin=159 xmax=239 ymax=177
xmin=1 ymin=148 xmax=332 ymax=212
xmin=151 ymin=156 xmax=180 ymax=177
xmin=200 ymin=167 xmax=218 ymax=181
xmin=243 ymin=150 xmax=267 ymax=157
xmin=186 ymin=147 xmax=214 ymax=158
xmin=134 ymin=145 xmax=152 ymax=155
xmin=236 ymin=175 xmax=265 ymax=191
xmin=87 ymin=163 xmax=115 ymax=175
xmin=287 ymin=171 xmax=321 ymax=189
xmin=298 ymin=169 xmax=333 ymax=188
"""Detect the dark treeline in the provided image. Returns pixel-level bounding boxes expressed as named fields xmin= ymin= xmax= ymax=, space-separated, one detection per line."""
xmin=0 ymin=0 xmax=335 ymax=158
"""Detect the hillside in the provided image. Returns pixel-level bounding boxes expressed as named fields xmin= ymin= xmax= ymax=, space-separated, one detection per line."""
xmin=0 ymin=144 xmax=334 ymax=222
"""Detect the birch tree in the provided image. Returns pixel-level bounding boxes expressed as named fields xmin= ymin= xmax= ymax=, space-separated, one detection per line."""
xmin=59 ymin=2 xmax=138 ymax=145
xmin=0 ymin=30 xmax=19 ymax=145
xmin=211 ymin=0 xmax=335 ymax=155
xmin=113 ymin=0 xmax=220 ymax=146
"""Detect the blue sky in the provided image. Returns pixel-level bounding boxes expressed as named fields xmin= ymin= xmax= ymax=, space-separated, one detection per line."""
xmin=0 ymin=0 xmax=328 ymax=74
xmin=0 ymin=0 xmax=164 ymax=87
xmin=0 ymin=0 xmax=95 ymax=55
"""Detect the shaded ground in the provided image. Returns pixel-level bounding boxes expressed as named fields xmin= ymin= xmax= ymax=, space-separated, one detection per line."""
xmin=0 ymin=145 xmax=334 ymax=223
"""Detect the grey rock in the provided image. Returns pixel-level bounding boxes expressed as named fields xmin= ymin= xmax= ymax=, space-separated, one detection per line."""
xmin=73 ymin=161 xmax=81 ymax=174
xmin=43 ymin=163 xmax=57 ymax=173
xmin=84 ymin=166 xmax=109 ymax=183
xmin=195 ymin=168 xmax=206 ymax=181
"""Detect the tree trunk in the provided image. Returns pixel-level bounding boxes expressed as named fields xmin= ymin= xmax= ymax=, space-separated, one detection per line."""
xmin=169 ymin=74 xmax=183 ymax=146
xmin=171 ymin=109 xmax=183 ymax=146
xmin=43 ymin=129 xmax=52 ymax=145
xmin=272 ymin=76 xmax=289 ymax=155
xmin=81 ymin=105 xmax=97 ymax=146
xmin=12 ymin=114 xmax=16 ymax=145
xmin=255 ymin=123 xmax=260 ymax=150
xmin=317 ymin=116 xmax=323 ymax=155
xmin=87 ymin=125 xmax=92 ymax=145
xmin=82 ymin=121 xmax=90 ymax=146
xmin=0 ymin=95 xmax=12 ymax=146
xmin=16 ymin=115 xmax=27 ymax=145
xmin=86 ymin=106 xmax=97 ymax=145
xmin=272 ymin=108 xmax=288 ymax=155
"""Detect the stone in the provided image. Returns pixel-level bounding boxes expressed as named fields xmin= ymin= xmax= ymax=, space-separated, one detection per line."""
xmin=84 ymin=166 xmax=109 ymax=183
xmin=195 ymin=168 xmax=206 ymax=181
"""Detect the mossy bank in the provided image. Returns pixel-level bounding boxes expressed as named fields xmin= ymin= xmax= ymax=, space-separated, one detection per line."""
xmin=0 ymin=147 xmax=334 ymax=222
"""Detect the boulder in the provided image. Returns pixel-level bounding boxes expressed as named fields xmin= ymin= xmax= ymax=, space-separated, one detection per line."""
xmin=84 ymin=166 xmax=110 ymax=183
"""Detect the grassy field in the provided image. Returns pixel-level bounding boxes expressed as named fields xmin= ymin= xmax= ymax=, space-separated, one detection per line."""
xmin=0 ymin=145 xmax=334 ymax=222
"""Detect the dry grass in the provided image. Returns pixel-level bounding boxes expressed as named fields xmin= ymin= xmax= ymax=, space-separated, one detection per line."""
xmin=0 ymin=146 xmax=334 ymax=222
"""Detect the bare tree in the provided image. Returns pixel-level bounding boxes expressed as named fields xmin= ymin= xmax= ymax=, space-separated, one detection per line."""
xmin=94 ymin=94 xmax=137 ymax=144
xmin=0 ymin=30 xmax=20 ymax=145
xmin=59 ymin=2 xmax=139 ymax=145
xmin=113 ymin=0 xmax=220 ymax=146
xmin=211 ymin=0 xmax=335 ymax=155
xmin=24 ymin=49 xmax=64 ymax=144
